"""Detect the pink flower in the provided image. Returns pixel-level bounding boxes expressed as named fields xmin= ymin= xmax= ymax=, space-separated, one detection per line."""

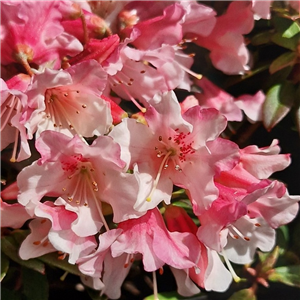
xmin=190 ymin=1 xmax=255 ymax=74
xmin=110 ymin=91 xmax=239 ymax=215
xmin=19 ymin=217 xmax=57 ymax=260
xmin=1 ymin=74 xmax=31 ymax=162
xmin=1 ymin=1 xmax=82 ymax=70
xmin=77 ymin=229 xmax=125 ymax=298
xmin=196 ymin=182 xmax=277 ymax=264
xmin=192 ymin=77 xmax=265 ymax=122
xmin=34 ymin=201 xmax=97 ymax=264
xmin=111 ymin=208 xmax=201 ymax=272
xmin=122 ymin=3 xmax=186 ymax=51
xmin=25 ymin=60 xmax=112 ymax=139
xmin=19 ymin=201 xmax=97 ymax=263
xmin=0 ymin=199 xmax=31 ymax=229
xmin=239 ymin=139 xmax=291 ymax=179
xmin=17 ymin=131 xmax=144 ymax=236
xmin=164 ymin=205 xmax=232 ymax=294
xmin=197 ymin=140 xmax=299 ymax=264
xmin=252 ymin=0 xmax=273 ymax=19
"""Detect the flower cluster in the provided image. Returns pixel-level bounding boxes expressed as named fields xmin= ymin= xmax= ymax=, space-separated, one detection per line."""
xmin=1 ymin=1 xmax=300 ymax=299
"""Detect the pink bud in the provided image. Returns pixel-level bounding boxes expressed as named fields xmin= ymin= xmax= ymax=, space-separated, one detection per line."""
xmin=1 ymin=181 xmax=19 ymax=200
xmin=164 ymin=205 xmax=198 ymax=234
xmin=101 ymin=95 xmax=128 ymax=124
xmin=68 ymin=35 xmax=120 ymax=66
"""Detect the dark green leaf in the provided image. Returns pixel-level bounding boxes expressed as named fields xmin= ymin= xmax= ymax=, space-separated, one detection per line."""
xmin=268 ymin=265 xmax=300 ymax=287
xmin=251 ymin=31 xmax=272 ymax=46
xmin=271 ymin=32 xmax=300 ymax=51
xmin=1 ymin=253 xmax=10 ymax=282
xmin=263 ymin=81 xmax=296 ymax=130
xmin=21 ymin=266 xmax=49 ymax=300
xmin=1 ymin=287 xmax=22 ymax=300
xmin=38 ymin=252 xmax=82 ymax=276
xmin=1 ymin=235 xmax=45 ymax=274
xmin=276 ymin=226 xmax=289 ymax=254
xmin=269 ymin=52 xmax=297 ymax=74
xmin=227 ymin=288 xmax=257 ymax=300
xmin=294 ymin=85 xmax=300 ymax=135
xmin=259 ymin=246 xmax=280 ymax=273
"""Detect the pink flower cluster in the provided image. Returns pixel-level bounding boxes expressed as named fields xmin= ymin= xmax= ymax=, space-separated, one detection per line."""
xmin=1 ymin=1 xmax=299 ymax=299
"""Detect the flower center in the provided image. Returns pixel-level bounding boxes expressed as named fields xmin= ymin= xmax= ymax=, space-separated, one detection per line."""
xmin=60 ymin=156 xmax=109 ymax=231
xmin=1 ymin=94 xmax=22 ymax=162
xmin=146 ymin=128 xmax=195 ymax=202
xmin=44 ymin=88 xmax=87 ymax=133
xmin=155 ymin=128 xmax=195 ymax=171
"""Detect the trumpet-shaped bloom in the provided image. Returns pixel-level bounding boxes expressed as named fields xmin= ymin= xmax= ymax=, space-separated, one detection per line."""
xmin=1 ymin=75 xmax=31 ymax=161
xmin=19 ymin=201 xmax=97 ymax=263
xmin=25 ymin=60 xmax=112 ymax=139
xmin=17 ymin=131 xmax=144 ymax=237
xmin=111 ymin=208 xmax=201 ymax=272
xmin=1 ymin=0 xmax=82 ymax=69
xmin=110 ymin=91 xmax=239 ymax=215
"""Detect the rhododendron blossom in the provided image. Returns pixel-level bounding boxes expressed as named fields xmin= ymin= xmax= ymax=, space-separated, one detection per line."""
xmin=17 ymin=131 xmax=144 ymax=236
xmin=25 ymin=60 xmax=112 ymax=139
xmin=110 ymin=91 xmax=239 ymax=214
xmin=1 ymin=1 xmax=300 ymax=300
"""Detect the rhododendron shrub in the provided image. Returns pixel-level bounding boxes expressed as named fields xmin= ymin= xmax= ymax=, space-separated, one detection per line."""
xmin=1 ymin=1 xmax=300 ymax=300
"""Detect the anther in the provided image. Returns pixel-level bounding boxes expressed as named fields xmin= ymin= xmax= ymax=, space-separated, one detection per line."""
xmin=82 ymin=104 xmax=87 ymax=108
xmin=158 ymin=136 xmax=163 ymax=141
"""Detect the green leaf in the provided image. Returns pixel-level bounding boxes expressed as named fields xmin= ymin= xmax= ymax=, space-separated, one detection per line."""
xmin=269 ymin=52 xmax=297 ymax=74
xmin=1 ymin=287 xmax=22 ymax=300
xmin=38 ymin=252 xmax=82 ymax=276
xmin=1 ymin=253 xmax=10 ymax=281
xmin=271 ymin=32 xmax=300 ymax=51
xmin=1 ymin=235 xmax=45 ymax=274
xmin=227 ymin=288 xmax=257 ymax=300
xmin=21 ymin=266 xmax=49 ymax=300
xmin=144 ymin=291 xmax=204 ymax=300
xmin=251 ymin=31 xmax=272 ymax=46
xmin=268 ymin=265 xmax=300 ymax=287
xmin=294 ymin=85 xmax=300 ymax=135
xmin=263 ymin=81 xmax=296 ymax=130
xmin=282 ymin=21 xmax=300 ymax=38
xmin=276 ymin=226 xmax=289 ymax=254
xmin=259 ymin=246 xmax=280 ymax=273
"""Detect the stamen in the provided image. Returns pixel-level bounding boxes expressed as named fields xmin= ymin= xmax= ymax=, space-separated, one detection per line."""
xmin=118 ymin=82 xmax=146 ymax=113
xmin=33 ymin=235 xmax=49 ymax=247
xmin=146 ymin=150 xmax=173 ymax=202
xmin=176 ymin=62 xmax=202 ymax=80
xmin=86 ymin=175 xmax=110 ymax=231
xmin=152 ymin=271 xmax=159 ymax=300
xmin=124 ymin=253 xmax=132 ymax=268
xmin=10 ymin=128 xmax=19 ymax=162
xmin=221 ymin=249 xmax=241 ymax=283
xmin=230 ymin=225 xmax=250 ymax=241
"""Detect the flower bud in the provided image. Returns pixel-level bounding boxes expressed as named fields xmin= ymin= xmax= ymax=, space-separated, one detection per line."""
xmin=101 ymin=95 xmax=128 ymax=124
xmin=164 ymin=204 xmax=197 ymax=234
xmin=1 ymin=181 xmax=19 ymax=200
